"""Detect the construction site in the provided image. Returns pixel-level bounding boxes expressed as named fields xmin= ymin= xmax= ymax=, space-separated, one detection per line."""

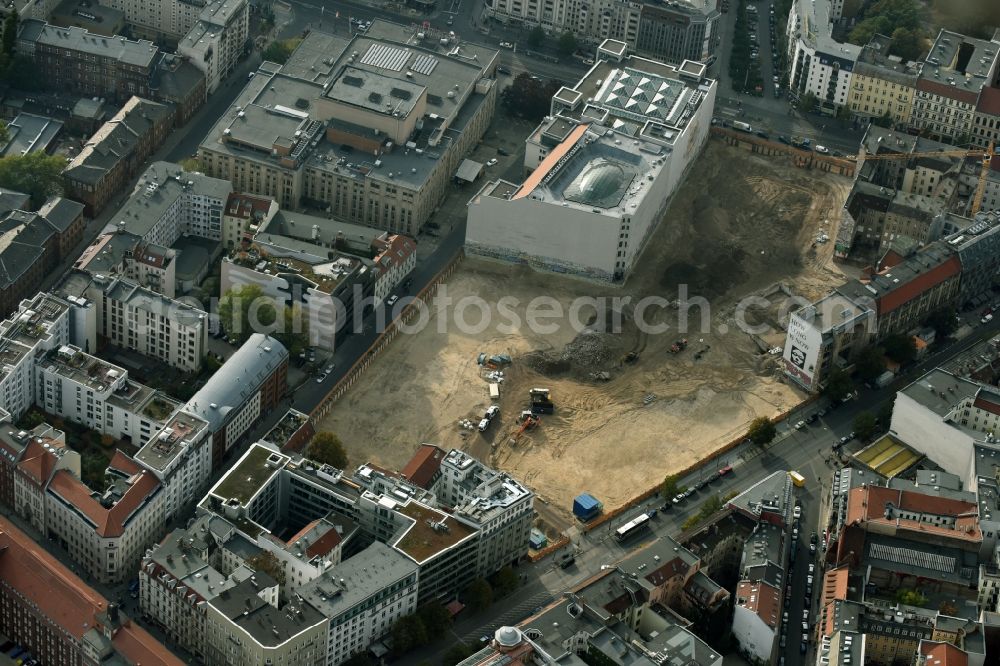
xmin=318 ymin=140 xmax=853 ymax=530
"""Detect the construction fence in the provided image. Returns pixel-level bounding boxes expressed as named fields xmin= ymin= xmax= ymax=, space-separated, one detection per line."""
xmin=309 ymin=250 xmax=465 ymax=423
xmin=711 ymin=126 xmax=857 ymax=178
xmin=581 ymin=393 xmax=821 ymax=533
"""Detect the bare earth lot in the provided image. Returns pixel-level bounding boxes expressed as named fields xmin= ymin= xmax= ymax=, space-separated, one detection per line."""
xmin=319 ymin=141 xmax=852 ymax=522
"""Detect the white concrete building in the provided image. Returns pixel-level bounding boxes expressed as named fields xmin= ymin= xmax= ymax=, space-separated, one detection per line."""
xmin=178 ymin=0 xmax=249 ymax=94
xmin=55 ymin=272 xmax=210 ymax=373
xmin=108 ymin=161 xmax=232 ymax=246
xmin=889 ymin=369 xmax=982 ymax=477
xmin=100 ymin=0 xmax=208 ymax=41
xmin=732 ymin=580 xmax=780 ymax=663
xmin=300 ymin=541 xmax=418 ymax=666
xmin=371 ymin=234 xmax=417 ymax=306
xmin=785 ymin=0 xmax=860 ymax=111
xmin=134 ymin=410 xmax=212 ymax=520
xmin=466 ymin=42 xmax=716 ymax=281
xmin=222 ymin=192 xmax=279 ymax=249
xmin=34 ymin=344 xmax=128 ymax=431
xmin=0 ymin=293 xmax=72 ymax=419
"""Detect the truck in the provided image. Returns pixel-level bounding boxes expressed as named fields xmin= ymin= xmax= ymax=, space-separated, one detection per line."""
xmin=789 ymin=471 xmax=806 ymax=488
xmin=874 ymin=370 xmax=894 ymax=389
xmin=732 ymin=121 xmax=753 ymax=133
xmin=573 ymin=492 xmax=603 ymax=521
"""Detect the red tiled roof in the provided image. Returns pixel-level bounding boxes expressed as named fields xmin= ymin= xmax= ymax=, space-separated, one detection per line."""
xmin=513 ymin=123 xmax=591 ymax=200
xmin=15 ymin=439 xmax=60 ymax=487
xmin=0 ymin=516 xmax=181 ymax=665
xmin=877 ymin=256 xmax=962 ymax=315
xmin=108 ymin=450 xmax=142 ymax=476
xmin=919 ymin=640 xmax=969 ymax=666
xmin=917 ymin=78 xmax=979 ymax=105
xmin=845 ymin=485 xmax=980 ymax=541
xmin=736 ymin=580 xmax=781 ymax=628
xmin=48 ymin=468 xmax=160 ymax=538
xmin=225 ymin=192 xmax=273 ymax=220
xmin=973 ymin=391 xmax=1000 ymax=416
xmin=401 ymin=444 xmax=446 ymax=489
xmin=977 ymin=86 xmax=1000 ymax=115
xmin=305 ymin=524 xmax=343 ymax=558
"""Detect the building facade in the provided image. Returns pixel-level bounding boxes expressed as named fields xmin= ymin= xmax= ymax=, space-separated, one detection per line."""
xmin=847 ymin=34 xmax=918 ymax=125
xmin=177 ymin=0 xmax=249 ymax=94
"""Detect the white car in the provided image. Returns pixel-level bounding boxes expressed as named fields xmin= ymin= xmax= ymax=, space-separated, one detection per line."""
xmin=315 ymin=372 xmax=327 ymax=384
xmin=487 ymin=158 xmax=498 ymax=167
xmin=486 ymin=405 xmax=500 ymax=419
xmin=814 ymin=145 xmax=830 ymax=154
xmin=982 ymin=313 xmax=993 ymax=324
xmin=583 ymin=58 xmax=594 ymax=65
xmin=478 ymin=418 xmax=490 ymax=432
xmin=793 ymin=505 xmax=802 ymax=519
xmin=794 ymin=420 xmax=806 ymax=429
xmin=386 ymin=295 xmax=399 ymax=306
xmin=499 ymin=41 xmax=514 ymax=49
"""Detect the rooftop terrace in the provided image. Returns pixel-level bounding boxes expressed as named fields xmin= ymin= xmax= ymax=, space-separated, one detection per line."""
xmin=136 ymin=411 xmax=210 ymax=473
xmin=210 ymin=444 xmax=288 ymax=506
xmin=393 ymin=500 xmax=476 ymax=564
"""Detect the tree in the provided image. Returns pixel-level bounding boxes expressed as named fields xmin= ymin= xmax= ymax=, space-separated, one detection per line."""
xmin=925 ymin=308 xmax=957 ymax=339
xmin=417 ymin=601 xmax=452 ymax=636
xmin=746 ymin=417 xmax=776 ymax=446
xmin=16 ymin=409 xmax=44 ymax=430
xmin=0 ymin=152 xmax=66 ymax=207
xmin=682 ymin=514 xmax=701 ymax=531
xmin=272 ymin=303 xmax=309 ymax=357
xmin=491 ymin=565 xmax=519 ymax=597
xmin=261 ymin=38 xmax=301 ymax=64
xmin=342 ymin=655 xmax=374 ymax=666
xmin=877 ymin=396 xmax=895 ymax=428
xmin=442 ymin=642 xmax=474 ymax=666
xmin=246 ymin=550 xmax=286 ymax=586
xmin=557 ymin=30 xmax=577 ymax=56
xmin=179 ymin=157 xmax=202 ymax=172
xmin=699 ymin=494 xmax=723 ymax=518
xmin=527 ymin=25 xmax=546 ymax=49
xmin=800 ymin=92 xmax=818 ymax=113
xmin=822 ymin=367 xmax=854 ymax=402
xmin=938 ymin=600 xmax=958 ymax=616
xmin=0 ymin=9 xmax=16 ymax=72
xmin=464 ymin=577 xmax=493 ymax=611
xmin=501 ymin=72 xmax=561 ymax=122
xmin=391 ymin=614 xmax=428 ymax=654
xmin=895 ymin=588 xmax=927 ymax=607
xmin=853 ymin=411 xmax=879 ymax=441
xmin=218 ymin=284 xmax=276 ymax=343
xmin=854 ymin=345 xmax=885 ymax=382
xmin=308 ymin=431 xmax=348 ymax=469
xmin=890 ymin=26 xmax=924 ymax=62
xmin=882 ymin=333 xmax=916 ymax=365
xmin=662 ymin=474 xmax=681 ymax=499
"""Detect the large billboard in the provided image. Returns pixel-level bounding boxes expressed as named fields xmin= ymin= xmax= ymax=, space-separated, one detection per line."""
xmin=783 ymin=313 xmax=822 ymax=389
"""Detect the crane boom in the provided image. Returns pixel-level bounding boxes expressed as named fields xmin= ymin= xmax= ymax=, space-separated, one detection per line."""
xmin=972 ymin=142 xmax=995 ymax=217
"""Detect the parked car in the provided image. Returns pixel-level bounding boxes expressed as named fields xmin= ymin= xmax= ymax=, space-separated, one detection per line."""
xmin=486 ymin=405 xmax=500 ymax=419
xmin=814 ymin=145 xmax=830 ymax=154
xmin=496 ymin=65 xmax=511 ymax=75
xmin=315 ymin=372 xmax=327 ymax=384
xmin=387 ymin=295 xmax=399 ymax=306
xmin=478 ymin=418 xmax=491 ymax=432
xmin=487 ymin=158 xmax=499 ymax=167
xmin=793 ymin=505 xmax=802 ymax=519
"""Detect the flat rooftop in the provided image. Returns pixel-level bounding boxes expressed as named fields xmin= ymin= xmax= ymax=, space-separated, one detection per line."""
xmin=136 ymin=411 xmax=210 ymax=473
xmin=898 ymin=368 xmax=979 ymax=418
xmin=920 ymin=30 xmax=1000 ymax=95
xmin=727 ymin=470 xmax=793 ymax=522
xmin=795 ymin=290 xmax=872 ymax=334
xmin=392 ymin=500 xmax=476 ymax=564
xmin=210 ymin=444 xmax=288 ymax=506
xmin=226 ymin=243 xmax=364 ymax=294
xmin=40 ymin=345 xmax=124 ymax=393
xmin=791 ymin=0 xmax=862 ymax=60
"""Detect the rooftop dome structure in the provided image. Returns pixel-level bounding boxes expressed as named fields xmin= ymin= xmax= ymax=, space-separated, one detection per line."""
xmin=495 ymin=626 xmax=522 ymax=647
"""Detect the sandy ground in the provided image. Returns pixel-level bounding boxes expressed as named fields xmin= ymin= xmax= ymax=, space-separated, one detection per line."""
xmin=319 ymin=141 xmax=852 ymax=524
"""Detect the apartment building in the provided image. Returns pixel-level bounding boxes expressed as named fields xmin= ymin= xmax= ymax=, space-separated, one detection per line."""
xmin=34 ymin=343 xmax=128 ymax=432
xmin=838 ymin=243 xmax=963 ymax=340
xmin=183 ymin=333 xmax=287 ymax=467
xmin=75 ymin=231 xmax=178 ymax=297
xmin=299 ymin=542 xmax=418 ymax=666
xmin=0 ymin=515 xmax=181 ymax=666
xmin=134 ymin=410 xmax=212 ymax=519
xmin=910 ymin=30 xmax=1000 ymax=142
xmin=848 ymin=34 xmax=919 ymax=125
xmin=16 ymin=20 xmax=160 ymax=103
xmin=0 ymin=292 xmax=72 ymax=419
xmin=436 ymin=449 xmax=533 ymax=576
xmin=467 ymin=42 xmax=715 ymax=281
xmin=63 ymin=96 xmax=175 ymax=216
xmin=221 ymin=191 xmax=278 ymax=249
xmin=945 ymin=211 xmax=1000 ymax=306
xmin=198 ymin=24 xmax=498 ymax=233
xmin=44 ymin=450 xmax=165 ymax=584
xmin=177 ymin=0 xmax=249 ymax=94
xmin=110 ymin=161 xmax=232 ymax=247
xmin=101 ymin=0 xmax=208 ymax=41
xmin=0 ymin=199 xmax=86 ymax=319
xmin=972 ymin=86 xmax=1000 ymax=149
xmin=786 ymin=0 xmax=859 ymax=111
xmin=150 ymin=52 xmax=208 ymax=126
xmin=782 ymin=290 xmax=876 ymax=392
xmin=11 ymin=432 xmax=78 ymax=534
xmin=224 ymin=208 xmax=415 ymax=348
xmin=486 ymin=0 xmax=719 ymax=67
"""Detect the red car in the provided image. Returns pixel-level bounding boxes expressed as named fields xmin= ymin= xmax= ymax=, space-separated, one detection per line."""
xmin=718 ymin=465 xmax=733 ymax=476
